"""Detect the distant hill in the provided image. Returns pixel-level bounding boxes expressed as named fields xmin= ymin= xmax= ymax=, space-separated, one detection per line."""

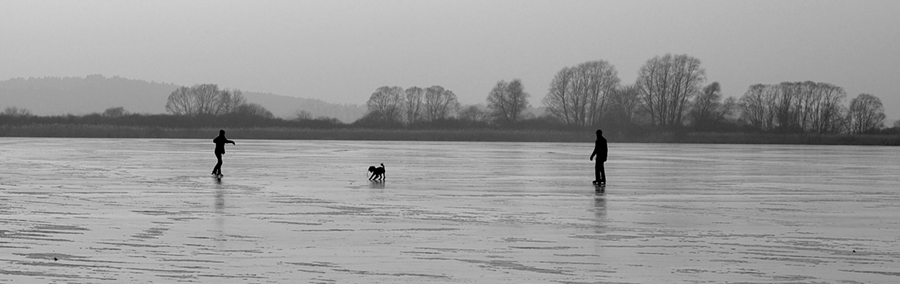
xmin=0 ymin=75 xmax=366 ymax=123
xmin=240 ymin=91 xmax=366 ymax=123
xmin=0 ymin=75 xmax=178 ymax=115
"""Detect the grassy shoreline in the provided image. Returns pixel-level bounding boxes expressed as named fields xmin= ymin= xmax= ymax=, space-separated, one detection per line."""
xmin=1 ymin=124 xmax=899 ymax=145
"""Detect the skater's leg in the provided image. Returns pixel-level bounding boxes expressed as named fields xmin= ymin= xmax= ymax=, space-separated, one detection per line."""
xmin=599 ymin=162 xmax=606 ymax=183
xmin=213 ymin=153 xmax=223 ymax=175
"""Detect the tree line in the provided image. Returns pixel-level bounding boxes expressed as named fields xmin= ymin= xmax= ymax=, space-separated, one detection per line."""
xmin=360 ymin=85 xmax=461 ymax=127
xmin=165 ymin=84 xmax=274 ymax=118
xmin=356 ymin=82 xmax=536 ymax=129
xmin=2 ymin=53 xmax=896 ymax=138
xmin=359 ymin=53 xmax=893 ymax=135
xmin=1 ymin=84 xmax=341 ymax=129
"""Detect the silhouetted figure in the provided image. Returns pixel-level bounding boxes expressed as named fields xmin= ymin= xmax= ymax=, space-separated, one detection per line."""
xmin=212 ymin=130 xmax=235 ymax=177
xmin=368 ymin=163 xmax=385 ymax=181
xmin=590 ymin=129 xmax=607 ymax=185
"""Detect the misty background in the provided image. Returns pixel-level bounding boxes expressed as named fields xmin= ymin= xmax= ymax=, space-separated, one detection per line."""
xmin=1 ymin=0 xmax=898 ymax=122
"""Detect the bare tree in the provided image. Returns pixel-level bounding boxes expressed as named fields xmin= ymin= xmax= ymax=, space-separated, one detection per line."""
xmin=577 ymin=61 xmax=620 ymax=126
xmin=606 ymin=84 xmax=641 ymax=126
xmin=234 ymin=103 xmax=274 ymax=119
xmin=487 ymin=79 xmax=530 ymax=125
xmin=293 ymin=109 xmax=312 ymax=120
xmin=2 ymin=106 xmax=32 ymax=117
xmin=365 ymin=86 xmax=405 ymax=124
xmin=543 ymin=67 xmax=575 ymax=125
xmin=739 ymin=84 xmax=777 ymax=131
xmin=423 ymin=85 xmax=459 ymax=121
xmin=404 ymin=86 xmax=424 ymax=124
xmin=217 ymin=89 xmax=247 ymax=115
xmin=739 ymin=81 xmax=847 ymax=133
xmin=848 ymin=93 xmax=886 ymax=133
xmin=721 ymin=97 xmax=737 ymax=122
xmin=811 ymin=83 xmax=847 ymax=133
xmin=688 ymin=82 xmax=735 ymax=130
xmin=779 ymin=81 xmax=846 ymax=133
xmin=690 ymin=82 xmax=721 ymax=125
xmin=165 ymin=84 xmax=247 ymax=116
xmin=102 ymin=107 xmax=128 ymax=117
xmin=165 ymin=86 xmax=194 ymax=115
xmin=542 ymin=60 xmax=620 ymax=126
xmin=635 ymin=54 xmax=706 ymax=128
xmin=458 ymin=105 xmax=488 ymax=123
xmin=190 ymin=84 xmax=220 ymax=115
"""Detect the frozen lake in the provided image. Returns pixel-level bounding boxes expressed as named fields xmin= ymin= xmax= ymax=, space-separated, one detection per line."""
xmin=1 ymin=138 xmax=898 ymax=283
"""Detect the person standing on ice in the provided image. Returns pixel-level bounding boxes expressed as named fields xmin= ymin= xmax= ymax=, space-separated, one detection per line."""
xmin=212 ymin=129 xmax=235 ymax=177
xmin=589 ymin=129 xmax=607 ymax=185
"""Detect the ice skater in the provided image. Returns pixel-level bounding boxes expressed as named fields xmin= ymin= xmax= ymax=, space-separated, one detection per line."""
xmin=589 ymin=129 xmax=607 ymax=186
xmin=212 ymin=129 xmax=235 ymax=177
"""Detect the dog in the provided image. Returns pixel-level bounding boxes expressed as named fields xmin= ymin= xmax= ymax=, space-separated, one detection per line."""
xmin=368 ymin=163 xmax=385 ymax=181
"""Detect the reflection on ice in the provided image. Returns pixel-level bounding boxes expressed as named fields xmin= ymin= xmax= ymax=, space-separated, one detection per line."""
xmin=593 ymin=191 xmax=607 ymax=222
xmin=0 ymin=138 xmax=898 ymax=283
xmin=369 ymin=180 xmax=386 ymax=189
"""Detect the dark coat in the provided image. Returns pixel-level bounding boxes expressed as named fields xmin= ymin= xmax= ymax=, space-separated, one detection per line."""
xmin=213 ymin=136 xmax=233 ymax=154
xmin=592 ymin=136 xmax=608 ymax=162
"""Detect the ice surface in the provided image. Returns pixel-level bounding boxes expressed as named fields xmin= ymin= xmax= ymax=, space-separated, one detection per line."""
xmin=1 ymin=138 xmax=898 ymax=283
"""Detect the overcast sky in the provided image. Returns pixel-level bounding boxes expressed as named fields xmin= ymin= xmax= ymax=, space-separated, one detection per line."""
xmin=2 ymin=0 xmax=898 ymax=120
